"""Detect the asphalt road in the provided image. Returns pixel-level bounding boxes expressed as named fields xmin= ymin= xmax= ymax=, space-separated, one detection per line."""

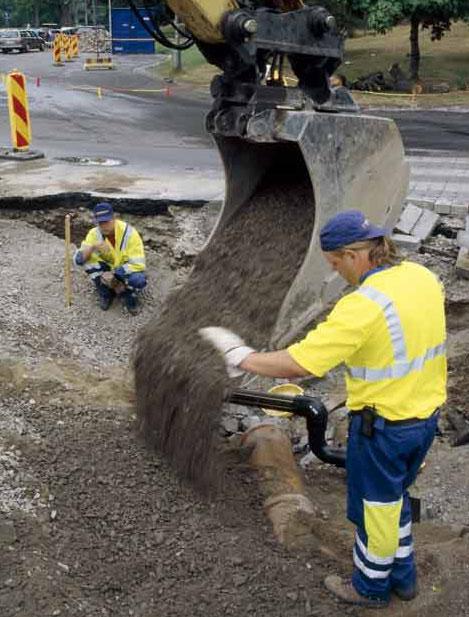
xmin=370 ymin=108 xmax=469 ymax=155
xmin=2 ymin=50 xmax=469 ymax=155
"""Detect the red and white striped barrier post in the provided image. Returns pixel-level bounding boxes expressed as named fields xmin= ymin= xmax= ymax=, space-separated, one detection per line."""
xmin=64 ymin=35 xmax=73 ymax=62
xmin=0 ymin=70 xmax=44 ymax=160
xmin=6 ymin=70 xmax=31 ymax=151
xmin=71 ymin=35 xmax=79 ymax=58
xmin=53 ymin=35 xmax=63 ymax=66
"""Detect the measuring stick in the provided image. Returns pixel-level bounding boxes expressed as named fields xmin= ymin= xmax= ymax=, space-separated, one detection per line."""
xmin=64 ymin=214 xmax=72 ymax=307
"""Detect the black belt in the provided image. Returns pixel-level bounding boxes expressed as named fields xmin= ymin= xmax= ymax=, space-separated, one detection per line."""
xmin=350 ymin=407 xmax=438 ymax=437
xmin=351 ymin=408 xmax=436 ymax=426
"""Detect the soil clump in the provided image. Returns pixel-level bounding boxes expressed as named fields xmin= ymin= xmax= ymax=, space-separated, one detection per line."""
xmin=134 ymin=165 xmax=314 ymax=492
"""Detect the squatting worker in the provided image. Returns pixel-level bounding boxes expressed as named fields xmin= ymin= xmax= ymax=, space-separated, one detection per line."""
xmin=200 ymin=209 xmax=446 ymax=609
xmin=74 ymin=202 xmax=147 ymax=315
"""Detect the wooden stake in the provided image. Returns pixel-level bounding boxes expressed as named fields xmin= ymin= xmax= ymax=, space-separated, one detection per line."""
xmin=64 ymin=214 xmax=72 ymax=307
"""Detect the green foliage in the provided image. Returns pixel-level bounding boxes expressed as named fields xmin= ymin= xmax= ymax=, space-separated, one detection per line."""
xmin=352 ymin=0 xmax=469 ymax=33
xmin=346 ymin=0 xmax=469 ymax=78
xmin=0 ymin=0 xmax=115 ymax=27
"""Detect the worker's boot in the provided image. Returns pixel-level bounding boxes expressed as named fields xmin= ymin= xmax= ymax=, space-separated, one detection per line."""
xmin=324 ymin=575 xmax=389 ymax=608
xmin=97 ymin=285 xmax=114 ymax=311
xmin=122 ymin=289 xmax=139 ymax=316
xmin=393 ymin=583 xmax=419 ymax=601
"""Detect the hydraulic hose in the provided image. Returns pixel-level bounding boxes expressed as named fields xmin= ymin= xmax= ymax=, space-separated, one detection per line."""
xmin=228 ymin=389 xmax=346 ymax=468
xmin=126 ymin=0 xmax=194 ymax=50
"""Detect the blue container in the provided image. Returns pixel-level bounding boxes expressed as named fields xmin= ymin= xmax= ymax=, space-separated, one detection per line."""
xmin=111 ymin=7 xmax=156 ymax=54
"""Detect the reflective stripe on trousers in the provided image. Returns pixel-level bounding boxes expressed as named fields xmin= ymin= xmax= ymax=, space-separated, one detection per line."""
xmin=347 ymin=412 xmax=439 ymax=600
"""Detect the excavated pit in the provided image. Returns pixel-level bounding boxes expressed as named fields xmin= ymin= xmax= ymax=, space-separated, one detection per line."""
xmin=134 ymin=151 xmax=315 ymax=493
xmin=0 ymin=193 xmax=207 ymax=217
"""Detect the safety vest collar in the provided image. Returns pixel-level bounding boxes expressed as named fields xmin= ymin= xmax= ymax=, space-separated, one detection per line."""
xmin=359 ymin=264 xmax=390 ymax=285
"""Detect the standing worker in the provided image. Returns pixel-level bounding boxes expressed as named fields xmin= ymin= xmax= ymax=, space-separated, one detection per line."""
xmin=74 ymin=203 xmax=147 ymax=314
xmin=200 ymin=209 xmax=446 ymax=608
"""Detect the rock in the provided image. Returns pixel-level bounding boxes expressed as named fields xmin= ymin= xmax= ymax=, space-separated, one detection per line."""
xmin=220 ymin=416 xmax=239 ymax=435
xmin=233 ymin=573 xmax=248 ymax=587
xmin=0 ymin=520 xmax=16 ymax=545
xmin=455 ymin=248 xmax=469 ymax=279
xmin=154 ymin=532 xmax=165 ymax=546
xmin=240 ymin=415 xmax=261 ymax=431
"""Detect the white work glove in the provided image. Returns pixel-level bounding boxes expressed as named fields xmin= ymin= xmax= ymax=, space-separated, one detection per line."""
xmin=199 ymin=326 xmax=256 ymax=378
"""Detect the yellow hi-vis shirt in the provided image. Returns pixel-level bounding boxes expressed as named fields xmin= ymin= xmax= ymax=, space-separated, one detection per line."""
xmin=80 ymin=218 xmax=145 ymax=274
xmin=288 ymin=261 xmax=447 ymax=420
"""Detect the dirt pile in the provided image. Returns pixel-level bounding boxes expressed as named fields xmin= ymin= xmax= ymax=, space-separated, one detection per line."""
xmin=134 ymin=165 xmax=314 ymax=492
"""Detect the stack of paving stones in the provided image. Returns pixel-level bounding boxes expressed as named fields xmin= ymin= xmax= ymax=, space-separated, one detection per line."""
xmin=79 ymin=29 xmax=110 ymax=54
xmin=392 ymin=201 xmax=469 ymax=278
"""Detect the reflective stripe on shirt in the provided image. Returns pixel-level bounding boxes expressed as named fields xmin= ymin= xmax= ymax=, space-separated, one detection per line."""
xmin=347 ymin=286 xmax=446 ymax=382
xmin=120 ymin=224 xmax=132 ymax=251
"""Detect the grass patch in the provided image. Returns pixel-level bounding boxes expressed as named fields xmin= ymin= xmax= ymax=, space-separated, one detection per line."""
xmin=344 ymin=21 xmax=469 ymax=90
xmin=158 ymin=45 xmax=219 ymax=84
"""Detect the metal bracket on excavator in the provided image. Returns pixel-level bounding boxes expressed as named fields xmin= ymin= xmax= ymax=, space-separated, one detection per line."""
xmin=206 ymin=107 xmax=409 ymax=347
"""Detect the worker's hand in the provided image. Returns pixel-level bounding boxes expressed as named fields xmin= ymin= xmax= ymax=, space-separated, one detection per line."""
xmin=199 ymin=327 xmax=256 ymax=378
xmin=100 ymin=271 xmax=117 ymax=288
xmin=94 ymin=241 xmax=110 ymax=255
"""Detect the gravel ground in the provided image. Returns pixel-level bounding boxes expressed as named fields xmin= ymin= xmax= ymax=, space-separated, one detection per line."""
xmin=1 ymin=211 xmax=469 ymax=617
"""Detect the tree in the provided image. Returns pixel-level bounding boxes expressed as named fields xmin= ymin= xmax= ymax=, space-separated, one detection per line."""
xmin=353 ymin=0 xmax=469 ymax=80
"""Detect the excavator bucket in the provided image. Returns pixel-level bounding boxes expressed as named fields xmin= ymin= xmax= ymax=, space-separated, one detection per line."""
xmin=208 ymin=108 xmax=409 ymax=347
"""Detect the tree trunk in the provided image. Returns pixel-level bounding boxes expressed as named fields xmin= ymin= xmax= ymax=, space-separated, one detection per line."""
xmin=409 ymin=15 xmax=420 ymax=81
xmin=60 ymin=0 xmax=72 ymax=25
xmin=34 ymin=2 xmax=40 ymax=27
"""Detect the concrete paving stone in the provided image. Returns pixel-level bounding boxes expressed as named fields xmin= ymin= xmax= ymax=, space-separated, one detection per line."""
xmin=455 ymin=247 xmax=469 ymax=279
xmin=406 ymin=197 xmax=435 ymax=211
xmin=410 ymin=170 xmax=469 ymax=181
xmin=456 ymin=231 xmax=469 ymax=249
xmin=412 ymin=210 xmax=440 ymax=240
xmin=395 ymin=204 xmax=422 ymax=234
xmin=451 ymin=204 xmax=469 ymax=216
xmin=434 ymin=200 xmax=452 ymax=215
xmin=392 ymin=233 xmax=421 ymax=250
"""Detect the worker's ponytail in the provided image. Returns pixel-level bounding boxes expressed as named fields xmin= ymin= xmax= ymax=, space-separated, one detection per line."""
xmin=337 ymin=236 xmax=402 ymax=267
xmin=368 ymin=236 xmax=401 ymax=267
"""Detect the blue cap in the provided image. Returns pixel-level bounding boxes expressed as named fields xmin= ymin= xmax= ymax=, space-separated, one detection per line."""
xmin=320 ymin=209 xmax=388 ymax=252
xmin=93 ymin=202 xmax=114 ymax=223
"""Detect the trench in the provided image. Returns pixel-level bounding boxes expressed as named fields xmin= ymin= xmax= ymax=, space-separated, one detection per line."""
xmin=0 ymin=193 xmax=217 ymax=274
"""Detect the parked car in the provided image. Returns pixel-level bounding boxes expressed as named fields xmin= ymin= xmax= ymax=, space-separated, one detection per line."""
xmin=25 ymin=30 xmax=48 ymax=49
xmin=0 ymin=29 xmax=45 ymax=53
